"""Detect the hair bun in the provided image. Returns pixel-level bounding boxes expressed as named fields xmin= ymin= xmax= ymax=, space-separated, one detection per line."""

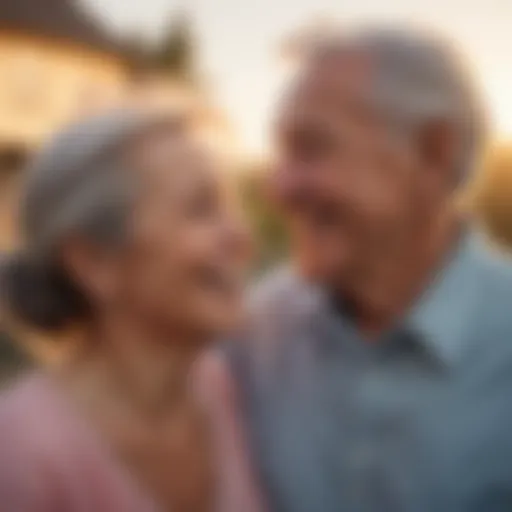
xmin=0 ymin=252 xmax=88 ymax=331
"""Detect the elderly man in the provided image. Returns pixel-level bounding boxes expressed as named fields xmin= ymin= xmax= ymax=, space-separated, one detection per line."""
xmin=221 ymin=26 xmax=512 ymax=512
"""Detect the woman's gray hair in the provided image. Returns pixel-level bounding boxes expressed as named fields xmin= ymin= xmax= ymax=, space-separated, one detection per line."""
xmin=2 ymin=108 xmax=183 ymax=330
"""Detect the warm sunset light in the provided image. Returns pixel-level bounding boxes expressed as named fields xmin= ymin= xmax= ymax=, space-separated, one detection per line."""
xmin=3 ymin=4 xmax=512 ymax=511
xmin=490 ymin=82 xmax=512 ymax=139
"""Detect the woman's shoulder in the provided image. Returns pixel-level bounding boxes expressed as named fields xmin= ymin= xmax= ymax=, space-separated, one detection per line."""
xmin=0 ymin=372 xmax=61 ymax=429
xmin=0 ymin=372 xmax=77 ymax=470
xmin=0 ymin=372 xmax=159 ymax=511
xmin=0 ymin=372 xmax=52 ymax=431
xmin=0 ymin=373 xmax=69 ymax=509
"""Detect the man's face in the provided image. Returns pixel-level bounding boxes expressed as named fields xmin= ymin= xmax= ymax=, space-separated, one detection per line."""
xmin=271 ymin=53 xmax=433 ymax=286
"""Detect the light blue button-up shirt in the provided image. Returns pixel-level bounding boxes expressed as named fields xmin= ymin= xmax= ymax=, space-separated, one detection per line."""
xmin=230 ymin=231 xmax=512 ymax=512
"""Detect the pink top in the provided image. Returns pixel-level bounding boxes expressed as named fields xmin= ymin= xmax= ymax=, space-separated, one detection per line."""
xmin=0 ymin=358 xmax=264 ymax=512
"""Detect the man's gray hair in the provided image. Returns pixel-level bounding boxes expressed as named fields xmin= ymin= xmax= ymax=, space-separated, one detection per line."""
xmin=302 ymin=25 xmax=488 ymax=183
xmin=1 ymin=108 xmax=183 ymax=330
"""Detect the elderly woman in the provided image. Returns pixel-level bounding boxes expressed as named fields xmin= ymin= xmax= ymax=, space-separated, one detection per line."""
xmin=0 ymin=110 xmax=263 ymax=512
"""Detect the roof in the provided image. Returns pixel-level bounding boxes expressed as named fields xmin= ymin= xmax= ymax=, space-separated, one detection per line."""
xmin=0 ymin=0 xmax=124 ymax=56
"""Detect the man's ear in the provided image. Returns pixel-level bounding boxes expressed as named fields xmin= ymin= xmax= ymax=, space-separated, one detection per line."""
xmin=417 ymin=120 xmax=462 ymax=187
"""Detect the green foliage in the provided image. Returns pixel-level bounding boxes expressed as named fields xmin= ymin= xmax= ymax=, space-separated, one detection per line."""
xmin=153 ymin=12 xmax=198 ymax=84
xmin=238 ymin=169 xmax=288 ymax=274
xmin=470 ymin=144 xmax=512 ymax=248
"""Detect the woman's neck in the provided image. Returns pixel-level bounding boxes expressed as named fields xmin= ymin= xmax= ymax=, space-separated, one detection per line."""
xmin=55 ymin=318 xmax=204 ymax=422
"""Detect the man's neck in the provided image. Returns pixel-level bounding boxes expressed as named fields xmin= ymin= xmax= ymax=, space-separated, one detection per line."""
xmin=345 ymin=207 xmax=461 ymax=337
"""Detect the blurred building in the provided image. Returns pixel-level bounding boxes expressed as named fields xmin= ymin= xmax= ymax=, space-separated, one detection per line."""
xmin=0 ymin=0 xmax=129 ymax=168
xmin=0 ymin=1 xmax=235 ymax=169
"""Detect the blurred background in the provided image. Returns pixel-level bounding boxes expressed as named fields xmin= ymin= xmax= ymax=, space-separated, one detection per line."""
xmin=0 ymin=0 xmax=511 ymax=379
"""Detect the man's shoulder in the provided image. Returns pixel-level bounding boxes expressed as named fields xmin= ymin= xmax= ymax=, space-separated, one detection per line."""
xmin=467 ymin=240 xmax=512 ymax=347
xmin=474 ymin=241 xmax=512 ymax=302
xmin=224 ymin=266 xmax=324 ymax=373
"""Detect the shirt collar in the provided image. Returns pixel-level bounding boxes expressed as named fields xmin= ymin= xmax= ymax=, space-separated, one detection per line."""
xmin=406 ymin=229 xmax=484 ymax=368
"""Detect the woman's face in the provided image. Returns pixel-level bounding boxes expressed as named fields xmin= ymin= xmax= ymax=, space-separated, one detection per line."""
xmin=109 ymin=128 xmax=251 ymax=340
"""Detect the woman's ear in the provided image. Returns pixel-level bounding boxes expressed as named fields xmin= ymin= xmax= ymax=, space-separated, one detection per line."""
xmin=60 ymin=237 xmax=119 ymax=308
